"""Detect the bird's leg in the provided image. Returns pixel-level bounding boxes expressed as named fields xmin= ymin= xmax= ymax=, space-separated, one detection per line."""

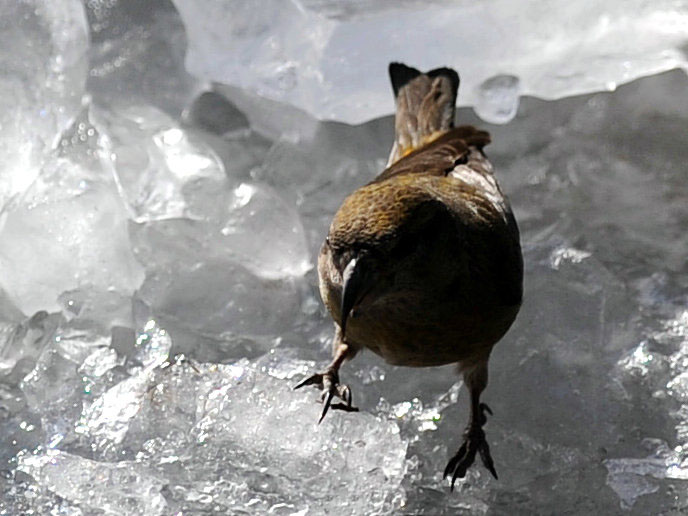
xmin=294 ymin=329 xmax=359 ymax=423
xmin=444 ymin=360 xmax=498 ymax=490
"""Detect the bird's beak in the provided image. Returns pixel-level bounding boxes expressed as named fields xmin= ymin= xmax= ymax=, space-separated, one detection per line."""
xmin=340 ymin=257 xmax=374 ymax=337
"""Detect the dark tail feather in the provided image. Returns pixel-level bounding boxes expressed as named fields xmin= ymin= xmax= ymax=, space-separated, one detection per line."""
xmin=388 ymin=62 xmax=460 ymax=165
xmin=389 ymin=63 xmax=423 ymax=97
xmin=426 ymin=67 xmax=460 ymax=101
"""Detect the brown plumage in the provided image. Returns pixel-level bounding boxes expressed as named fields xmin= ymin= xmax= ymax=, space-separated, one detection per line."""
xmin=295 ymin=62 xmax=523 ymax=489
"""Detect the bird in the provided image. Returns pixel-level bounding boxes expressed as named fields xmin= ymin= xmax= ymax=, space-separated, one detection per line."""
xmin=295 ymin=62 xmax=523 ymax=490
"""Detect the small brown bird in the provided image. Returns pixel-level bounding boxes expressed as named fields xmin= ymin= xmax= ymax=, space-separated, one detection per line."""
xmin=295 ymin=63 xmax=523 ymax=489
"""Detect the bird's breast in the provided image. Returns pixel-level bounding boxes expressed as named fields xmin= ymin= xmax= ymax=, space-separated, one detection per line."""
xmin=346 ymin=290 xmax=519 ymax=367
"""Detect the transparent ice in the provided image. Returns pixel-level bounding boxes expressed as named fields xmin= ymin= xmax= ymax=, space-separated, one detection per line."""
xmin=474 ymin=75 xmax=521 ymax=125
xmin=0 ymin=155 xmax=144 ymax=316
xmin=0 ymin=0 xmax=88 ymax=209
xmin=90 ymin=103 xmax=228 ymax=223
xmin=171 ymin=0 xmax=688 ymax=124
xmin=17 ymin=449 xmax=169 ymax=516
xmin=0 ymin=1 xmax=687 ymax=514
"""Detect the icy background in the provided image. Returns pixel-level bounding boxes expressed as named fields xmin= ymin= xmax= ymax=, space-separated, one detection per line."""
xmin=172 ymin=0 xmax=688 ymax=124
xmin=0 ymin=0 xmax=687 ymax=514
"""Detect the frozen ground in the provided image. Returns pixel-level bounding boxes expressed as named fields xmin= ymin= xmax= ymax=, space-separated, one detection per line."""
xmin=0 ymin=0 xmax=687 ymax=514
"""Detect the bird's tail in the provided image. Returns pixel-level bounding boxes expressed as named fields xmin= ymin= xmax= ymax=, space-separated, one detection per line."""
xmin=387 ymin=62 xmax=460 ymax=166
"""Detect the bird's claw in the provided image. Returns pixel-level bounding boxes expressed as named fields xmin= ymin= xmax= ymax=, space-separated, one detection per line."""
xmin=294 ymin=370 xmax=358 ymax=423
xmin=444 ymin=404 xmax=497 ymax=490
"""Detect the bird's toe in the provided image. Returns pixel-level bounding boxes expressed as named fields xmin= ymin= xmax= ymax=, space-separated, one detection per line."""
xmin=293 ymin=372 xmax=325 ymax=391
xmin=329 ymin=384 xmax=359 ymax=413
xmin=445 ymin=427 xmax=498 ymax=491
xmin=295 ymin=370 xmax=358 ymax=423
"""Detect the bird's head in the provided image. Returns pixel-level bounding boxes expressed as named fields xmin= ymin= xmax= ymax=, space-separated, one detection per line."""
xmin=324 ymin=178 xmax=454 ymax=335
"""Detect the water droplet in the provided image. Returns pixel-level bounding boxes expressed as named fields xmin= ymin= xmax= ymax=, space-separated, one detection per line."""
xmin=473 ymin=74 xmax=520 ymax=124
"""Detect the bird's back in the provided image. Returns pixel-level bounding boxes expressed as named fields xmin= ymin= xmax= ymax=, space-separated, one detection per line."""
xmin=305 ymin=64 xmax=522 ymax=484
xmin=318 ymin=63 xmax=523 ymax=367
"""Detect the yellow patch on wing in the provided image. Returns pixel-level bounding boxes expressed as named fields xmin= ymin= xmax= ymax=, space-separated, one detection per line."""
xmin=399 ymin=130 xmax=446 ymax=158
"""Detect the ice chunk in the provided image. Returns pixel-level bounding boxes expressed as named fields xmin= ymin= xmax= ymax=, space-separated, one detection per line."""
xmin=473 ymin=75 xmax=521 ymax=124
xmin=0 ymin=0 xmax=88 ymax=208
xmin=86 ymin=0 xmax=202 ymax=117
xmin=134 ymin=319 xmax=172 ymax=369
xmin=52 ymin=324 xmax=113 ymax=366
xmin=253 ymin=129 xmax=386 ymax=262
xmin=667 ymin=371 xmax=688 ymax=402
xmin=603 ymin=472 xmax=659 ymax=510
xmin=75 ymin=320 xmax=170 ymax=452
xmin=79 ymin=346 xmax=120 ymax=378
xmin=183 ymin=90 xmax=250 ymax=136
xmin=134 ymin=250 xmax=302 ymax=355
xmin=548 ymin=246 xmax=592 ymax=270
xmin=75 ymin=369 xmax=152 ymax=454
xmin=171 ymin=0 xmax=688 ymax=123
xmin=214 ymin=83 xmax=321 ymax=142
xmin=58 ymin=289 xmax=136 ymax=330
xmin=17 ymin=449 xmax=168 ymax=516
xmin=221 ymin=182 xmax=312 ymax=279
xmin=0 ymin=469 xmax=84 ymax=516
xmin=618 ymin=341 xmax=665 ymax=378
xmin=20 ymin=343 xmax=85 ymax=446
xmin=255 ymin=133 xmax=383 ymax=207
xmin=124 ymin=351 xmax=408 ymax=514
xmin=609 ymin=309 xmax=688 ymax=508
xmin=604 ymin=439 xmax=688 ymax=509
xmin=0 ymin=308 xmax=58 ymax=382
xmin=0 ymin=156 xmax=144 ymax=315
xmin=91 ymin=104 xmax=228 ymax=223
xmin=128 ymin=180 xmax=311 ymax=351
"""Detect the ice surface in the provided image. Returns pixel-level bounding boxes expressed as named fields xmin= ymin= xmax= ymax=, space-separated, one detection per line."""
xmin=0 ymin=0 xmax=88 ymax=209
xmin=1 ymin=1 xmax=688 ymax=514
xmin=11 ymin=348 xmax=408 ymax=514
xmin=604 ymin=438 xmax=688 ymax=509
xmin=85 ymin=0 xmax=202 ymax=117
xmin=17 ymin=449 xmax=168 ymax=516
xmin=91 ymin=103 xmax=227 ymax=222
xmin=0 ymin=154 xmax=144 ymax=315
xmin=129 ymin=198 xmax=310 ymax=355
xmin=20 ymin=339 xmax=88 ymax=448
xmin=171 ymin=0 xmax=688 ymax=124
xmin=127 ymin=351 xmax=406 ymax=514
xmin=183 ymin=90 xmax=250 ymax=136
xmin=220 ymin=182 xmax=312 ymax=279
xmin=75 ymin=320 xmax=171 ymax=455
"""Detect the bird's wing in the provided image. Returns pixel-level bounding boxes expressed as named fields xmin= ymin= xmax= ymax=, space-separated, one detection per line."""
xmin=374 ymin=126 xmax=491 ymax=184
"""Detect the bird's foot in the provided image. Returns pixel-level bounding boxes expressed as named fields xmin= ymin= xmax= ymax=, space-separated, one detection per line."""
xmin=294 ymin=369 xmax=359 ymax=423
xmin=444 ymin=403 xmax=497 ymax=491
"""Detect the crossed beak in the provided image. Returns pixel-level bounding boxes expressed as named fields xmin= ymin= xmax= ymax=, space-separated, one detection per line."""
xmin=340 ymin=256 xmax=376 ymax=337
